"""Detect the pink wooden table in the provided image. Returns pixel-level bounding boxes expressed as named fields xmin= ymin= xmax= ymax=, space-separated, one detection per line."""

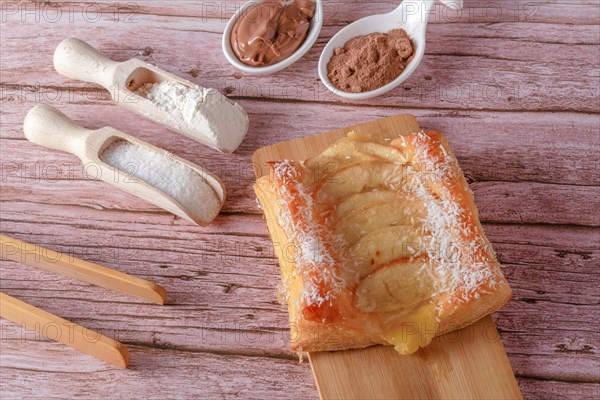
xmin=1 ymin=1 xmax=598 ymax=398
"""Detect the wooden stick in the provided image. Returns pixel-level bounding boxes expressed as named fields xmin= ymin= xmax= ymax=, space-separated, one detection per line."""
xmin=0 ymin=235 xmax=166 ymax=305
xmin=0 ymin=292 xmax=130 ymax=368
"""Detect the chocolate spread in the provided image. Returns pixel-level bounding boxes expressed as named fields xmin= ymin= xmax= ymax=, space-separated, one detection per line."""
xmin=231 ymin=0 xmax=316 ymax=67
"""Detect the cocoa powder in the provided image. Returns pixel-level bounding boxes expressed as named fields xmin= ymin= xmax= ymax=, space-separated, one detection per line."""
xmin=327 ymin=29 xmax=414 ymax=93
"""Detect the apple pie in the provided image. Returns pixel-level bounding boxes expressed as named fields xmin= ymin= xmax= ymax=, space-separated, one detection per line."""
xmin=254 ymin=130 xmax=511 ymax=355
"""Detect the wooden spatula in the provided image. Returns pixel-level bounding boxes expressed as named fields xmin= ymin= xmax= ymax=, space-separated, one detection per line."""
xmin=23 ymin=104 xmax=225 ymax=226
xmin=252 ymin=114 xmax=522 ymax=399
xmin=53 ymin=38 xmax=248 ymax=153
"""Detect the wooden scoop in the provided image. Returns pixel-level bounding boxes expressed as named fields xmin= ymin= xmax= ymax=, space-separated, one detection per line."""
xmin=53 ymin=38 xmax=249 ymax=153
xmin=23 ymin=104 xmax=226 ymax=226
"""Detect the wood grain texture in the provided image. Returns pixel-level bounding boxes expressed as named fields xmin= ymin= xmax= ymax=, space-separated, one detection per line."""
xmin=1 ymin=0 xmax=598 ymax=398
xmin=310 ymin=316 xmax=520 ymax=400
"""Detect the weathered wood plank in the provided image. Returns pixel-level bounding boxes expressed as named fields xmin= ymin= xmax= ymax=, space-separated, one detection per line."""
xmin=1 ymin=221 xmax=598 ymax=381
xmin=518 ymin=379 xmax=600 ymax=400
xmin=0 ymin=340 xmax=318 ymax=399
xmin=489 ymin=224 xmax=600 ymax=382
xmin=2 ymin=99 xmax=599 ymax=225
xmin=2 ymin=217 xmax=597 ymax=383
xmin=3 ymin=98 xmax=598 ymax=188
xmin=3 ymin=337 xmax=598 ymax=400
xmin=1 ymin=6 xmax=598 ymax=112
xmin=4 ymin=1 xmax=600 ymax=26
xmin=472 ymin=181 xmax=600 ymax=226
xmin=1 ymin=0 xmax=598 ymax=397
xmin=2 ymin=168 xmax=597 ymax=226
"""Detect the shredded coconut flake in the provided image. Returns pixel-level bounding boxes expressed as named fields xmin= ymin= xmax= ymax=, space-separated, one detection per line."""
xmin=272 ymin=161 xmax=344 ymax=310
xmin=407 ymin=131 xmax=502 ymax=305
xmin=268 ymin=130 xmax=504 ymax=321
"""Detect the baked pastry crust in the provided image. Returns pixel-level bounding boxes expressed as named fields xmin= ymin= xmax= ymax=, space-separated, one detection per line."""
xmin=254 ymin=130 xmax=511 ymax=354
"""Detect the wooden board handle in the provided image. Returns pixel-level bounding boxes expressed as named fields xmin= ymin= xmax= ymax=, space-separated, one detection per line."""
xmin=23 ymin=104 xmax=91 ymax=156
xmin=0 ymin=235 xmax=167 ymax=305
xmin=54 ymin=38 xmax=118 ymax=89
xmin=0 ymin=292 xmax=130 ymax=368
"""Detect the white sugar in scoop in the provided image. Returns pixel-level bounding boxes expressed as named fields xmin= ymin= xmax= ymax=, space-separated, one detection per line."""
xmin=101 ymin=140 xmax=221 ymax=224
xmin=53 ymin=38 xmax=249 ymax=153
xmin=24 ymin=104 xmax=226 ymax=226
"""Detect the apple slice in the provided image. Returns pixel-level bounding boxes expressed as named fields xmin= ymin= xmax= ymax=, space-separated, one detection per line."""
xmin=306 ymin=138 xmax=408 ymax=181
xmin=335 ymin=199 xmax=425 ymax=246
xmin=316 ymin=162 xmax=413 ymax=206
xmin=347 ymin=225 xmax=426 ymax=278
xmin=354 ymin=260 xmax=433 ymax=313
xmin=305 ymin=138 xmax=379 ymax=176
xmin=307 ymin=137 xmax=407 ymax=164
xmin=350 ymin=140 xmax=407 ymax=163
xmin=335 ymin=191 xmax=398 ymax=220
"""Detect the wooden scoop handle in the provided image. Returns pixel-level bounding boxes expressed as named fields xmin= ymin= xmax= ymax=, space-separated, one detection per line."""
xmin=23 ymin=104 xmax=91 ymax=156
xmin=0 ymin=292 xmax=130 ymax=368
xmin=54 ymin=38 xmax=118 ymax=89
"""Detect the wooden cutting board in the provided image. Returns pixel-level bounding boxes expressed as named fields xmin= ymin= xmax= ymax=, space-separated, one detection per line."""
xmin=252 ymin=114 xmax=522 ymax=400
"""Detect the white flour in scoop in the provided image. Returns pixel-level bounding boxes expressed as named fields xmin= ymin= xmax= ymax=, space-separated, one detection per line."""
xmin=136 ymin=81 xmax=248 ymax=153
xmin=100 ymin=139 xmax=221 ymax=223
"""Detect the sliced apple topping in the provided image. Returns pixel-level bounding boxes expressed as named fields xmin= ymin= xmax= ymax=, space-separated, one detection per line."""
xmin=335 ymin=199 xmax=426 ymax=246
xmin=335 ymin=191 xmax=398 ymax=220
xmin=306 ymin=137 xmax=407 ymax=174
xmin=347 ymin=225 xmax=426 ymax=277
xmin=316 ymin=162 xmax=414 ymax=206
xmin=354 ymin=260 xmax=433 ymax=314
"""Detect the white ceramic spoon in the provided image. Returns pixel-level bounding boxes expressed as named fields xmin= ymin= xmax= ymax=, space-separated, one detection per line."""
xmin=222 ymin=0 xmax=323 ymax=75
xmin=318 ymin=0 xmax=463 ymax=100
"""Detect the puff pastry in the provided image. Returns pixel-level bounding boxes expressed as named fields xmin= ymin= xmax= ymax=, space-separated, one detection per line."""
xmin=254 ymin=130 xmax=511 ymax=354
